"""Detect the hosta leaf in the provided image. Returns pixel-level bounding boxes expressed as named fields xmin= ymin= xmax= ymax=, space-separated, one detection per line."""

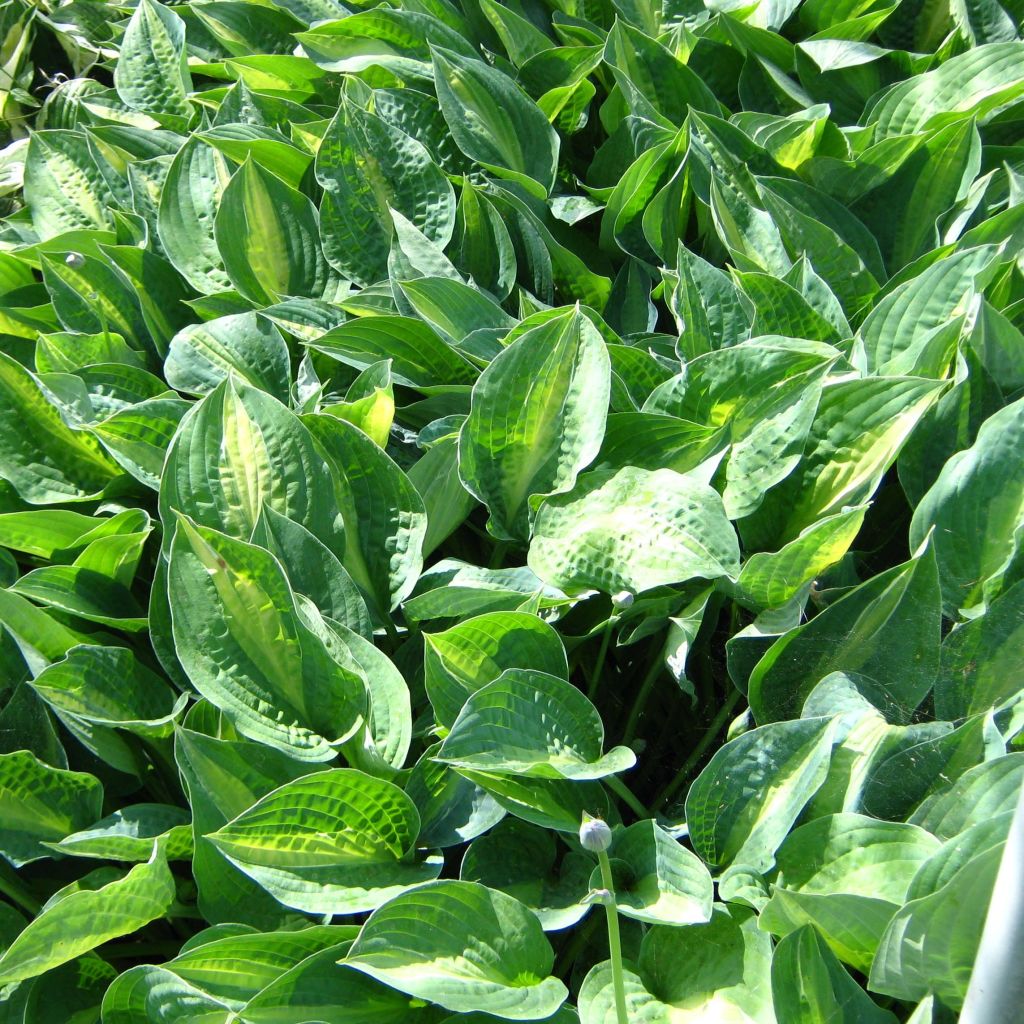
xmin=92 ymin=397 xmax=190 ymax=491
xmin=936 ymin=580 xmax=1024 ymax=719
xmin=408 ymin=438 xmax=478 ymax=557
xmin=346 ymin=879 xmax=569 ymax=1020
xmin=741 ymin=376 xmax=944 ymax=550
xmin=47 ymin=804 xmax=192 ymax=861
xmin=772 ymin=926 xmax=898 ymax=1024
xmin=599 ymin=820 xmax=714 ymax=927
xmin=209 ymin=769 xmax=442 ymax=915
xmin=250 ymin=503 xmax=372 ymax=640
xmin=175 ymin=711 xmax=320 ymax=928
xmin=407 ymin=742 xmax=506 ymax=849
xmin=456 ymin=770 xmax=610 ymax=835
xmin=0 ymin=351 xmax=121 ymax=504
xmin=436 ymin=668 xmax=635 ymax=781
xmin=866 ymin=42 xmax=1024 ymax=137
xmin=238 ymin=947 xmax=434 ymax=1023
xmin=578 ymin=907 xmax=774 ymax=1024
xmin=0 ymin=842 xmax=175 ymax=986
xmin=315 ymin=97 xmax=455 ymax=287
xmin=461 ymin=818 xmax=591 ymax=932
xmin=858 ymin=245 xmax=999 ymax=376
xmin=460 ymin=305 xmax=610 ymax=540
xmin=168 ymin=517 xmax=365 ymax=761
xmin=303 ymin=413 xmax=426 ymax=615
xmin=772 ymin=814 xmax=941 ymax=904
xmin=308 ymin=315 xmax=477 ymax=390
xmin=30 ymin=644 xmax=182 ymax=738
xmin=431 ymin=46 xmax=559 ymax=197
xmin=114 ymin=0 xmax=192 ymax=126
xmin=423 ymin=611 xmax=568 ymax=729
xmin=868 ymin=843 xmax=1003 ymax=1010
xmin=909 ymin=396 xmax=1024 ymax=618
xmin=160 ymin=377 xmax=340 ymax=549
xmin=643 ymin=337 xmax=837 ymax=519
xmin=165 ymin=311 xmax=291 ymax=400
xmin=909 ymin=752 xmax=1024 ymax=839
xmin=735 ymin=505 xmax=868 ymax=610
xmin=0 ymin=750 xmax=102 ymax=867
xmin=529 ymin=466 xmax=740 ymax=597
xmin=158 ymin=137 xmax=234 ymax=293
xmin=685 ymin=717 xmax=835 ymax=872
xmin=215 ymin=158 xmax=327 ymax=304
xmin=748 ymin=546 xmax=942 ymax=723
xmin=23 ymin=131 xmax=116 ymax=240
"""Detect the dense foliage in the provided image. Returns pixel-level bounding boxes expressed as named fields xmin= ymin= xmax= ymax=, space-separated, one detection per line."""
xmin=1 ymin=0 xmax=1023 ymax=1020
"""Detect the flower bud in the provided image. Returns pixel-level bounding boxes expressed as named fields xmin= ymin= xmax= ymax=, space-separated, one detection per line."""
xmin=579 ymin=813 xmax=612 ymax=853
xmin=611 ymin=590 xmax=634 ymax=610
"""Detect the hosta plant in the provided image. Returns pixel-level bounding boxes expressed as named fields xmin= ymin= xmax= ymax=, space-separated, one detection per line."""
xmin=0 ymin=0 xmax=1023 ymax=1021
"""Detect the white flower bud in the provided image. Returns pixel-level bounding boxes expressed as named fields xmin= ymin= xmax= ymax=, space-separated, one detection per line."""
xmin=579 ymin=813 xmax=612 ymax=853
xmin=612 ymin=590 xmax=634 ymax=609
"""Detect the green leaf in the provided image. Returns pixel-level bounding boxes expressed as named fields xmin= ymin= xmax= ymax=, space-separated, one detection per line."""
xmin=23 ymin=131 xmax=116 ymax=240
xmin=437 ymin=668 xmax=635 ymax=780
xmin=578 ymin=907 xmax=773 ymax=1024
xmin=168 ymin=516 xmax=366 ymax=761
xmin=158 ymin=137 xmax=234 ymax=293
xmin=175 ymin=710 xmax=321 ymax=928
xmin=868 ymin=843 xmax=1003 ymax=1010
xmin=909 ymin=396 xmax=1024 ymax=617
xmin=866 ymin=42 xmax=1024 ymax=137
xmin=46 ymin=804 xmax=192 ymax=861
xmin=114 ymin=0 xmax=192 ymax=127
xmin=423 ymin=611 xmax=568 ymax=729
xmin=316 ymin=97 xmax=455 ymax=287
xmin=859 ymin=246 xmax=998 ymax=375
xmin=0 ymin=842 xmax=175 ymax=986
xmin=736 ymin=506 xmax=868 ymax=610
xmin=215 ymin=157 xmax=327 ymax=304
xmin=0 ymin=750 xmax=103 ymax=867
xmin=771 ymin=926 xmax=899 ymax=1024
xmin=346 ymin=879 xmax=568 ymax=1020
xmin=600 ymin=819 xmax=714 ymax=927
xmin=529 ymin=466 xmax=740 ymax=597
xmin=742 ymin=376 xmax=944 ymax=550
xmin=166 ymin=311 xmax=291 ymax=400
xmin=239 ymin=947 xmax=433 ymax=1023
xmin=748 ymin=547 xmax=942 ymax=723
xmin=936 ymin=580 xmax=1024 ymax=718
xmin=30 ymin=644 xmax=183 ymax=738
xmin=644 ymin=337 xmax=838 ymax=519
xmin=686 ymin=717 xmax=835 ymax=872
xmin=308 ymin=315 xmax=477 ymax=390
xmin=461 ymin=818 xmax=591 ymax=931
xmin=0 ymin=351 xmax=121 ymax=504
xmin=432 ymin=46 xmax=560 ymax=197
xmin=304 ymin=413 xmax=426 ymax=615
xmin=406 ymin=742 xmax=506 ymax=849
xmin=250 ymin=502 xmax=372 ymax=640
xmin=160 ymin=377 xmax=340 ymax=550
xmin=209 ymin=768 xmax=442 ymax=915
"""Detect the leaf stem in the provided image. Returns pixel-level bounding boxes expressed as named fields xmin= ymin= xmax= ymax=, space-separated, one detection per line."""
xmin=598 ymin=849 xmax=629 ymax=1024
xmin=488 ymin=540 xmax=509 ymax=569
xmin=0 ymin=859 xmax=40 ymax=915
xmin=606 ymin=774 xmax=648 ymax=821
xmin=586 ymin=618 xmax=615 ymax=700
xmin=622 ymin=652 xmax=664 ymax=745
xmin=652 ymin=688 xmax=742 ymax=812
